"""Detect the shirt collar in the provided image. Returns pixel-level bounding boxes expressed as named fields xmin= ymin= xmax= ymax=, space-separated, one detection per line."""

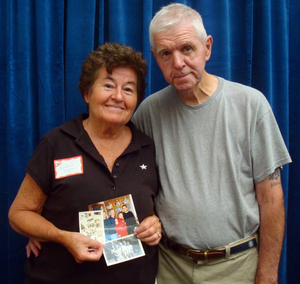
xmin=60 ymin=114 xmax=152 ymax=155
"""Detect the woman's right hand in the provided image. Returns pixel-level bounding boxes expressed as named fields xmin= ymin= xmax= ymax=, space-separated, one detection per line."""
xmin=61 ymin=231 xmax=103 ymax=263
xmin=26 ymin=233 xmax=103 ymax=263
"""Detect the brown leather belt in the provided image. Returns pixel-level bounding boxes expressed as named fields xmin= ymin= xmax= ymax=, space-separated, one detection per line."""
xmin=162 ymin=235 xmax=257 ymax=261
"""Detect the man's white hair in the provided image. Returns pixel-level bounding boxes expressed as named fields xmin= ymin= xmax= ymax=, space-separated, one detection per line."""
xmin=149 ymin=3 xmax=207 ymax=50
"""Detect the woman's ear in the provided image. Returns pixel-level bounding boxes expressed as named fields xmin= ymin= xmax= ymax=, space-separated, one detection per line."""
xmin=84 ymin=91 xmax=90 ymax=104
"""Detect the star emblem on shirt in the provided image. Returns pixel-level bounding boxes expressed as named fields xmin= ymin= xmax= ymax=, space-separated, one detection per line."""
xmin=140 ymin=164 xmax=147 ymax=170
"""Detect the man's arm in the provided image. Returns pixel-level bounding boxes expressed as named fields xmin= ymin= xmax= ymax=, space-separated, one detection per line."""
xmin=255 ymin=168 xmax=285 ymax=284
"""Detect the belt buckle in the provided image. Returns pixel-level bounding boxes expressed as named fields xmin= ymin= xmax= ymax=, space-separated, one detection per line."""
xmin=186 ymin=249 xmax=208 ymax=261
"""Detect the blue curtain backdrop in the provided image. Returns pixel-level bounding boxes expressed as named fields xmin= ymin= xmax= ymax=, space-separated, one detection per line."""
xmin=0 ymin=0 xmax=299 ymax=283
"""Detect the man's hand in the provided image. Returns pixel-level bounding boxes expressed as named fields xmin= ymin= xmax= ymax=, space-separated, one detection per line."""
xmin=26 ymin=238 xmax=42 ymax=258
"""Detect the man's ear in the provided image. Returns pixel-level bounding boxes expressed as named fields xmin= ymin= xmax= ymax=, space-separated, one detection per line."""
xmin=205 ymin=35 xmax=213 ymax=61
xmin=151 ymin=49 xmax=156 ymax=59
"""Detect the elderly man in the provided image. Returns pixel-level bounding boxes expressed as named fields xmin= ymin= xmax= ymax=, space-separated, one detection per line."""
xmin=133 ymin=3 xmax=291 ymax=284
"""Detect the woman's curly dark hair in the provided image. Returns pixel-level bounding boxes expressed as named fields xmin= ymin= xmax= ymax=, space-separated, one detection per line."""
xmin=79 ymin=42 xmax=147 ymax=104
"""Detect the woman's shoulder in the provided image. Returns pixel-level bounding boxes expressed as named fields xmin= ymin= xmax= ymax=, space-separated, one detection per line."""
xmin=128 ymin=121 xmax=154 ymax=146
xmin=42 ymin=114 xmax=85 ymax=141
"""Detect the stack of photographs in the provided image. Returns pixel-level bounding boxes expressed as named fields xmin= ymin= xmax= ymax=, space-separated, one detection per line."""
xmin=79 ymin=194 xmax=145 ymax=266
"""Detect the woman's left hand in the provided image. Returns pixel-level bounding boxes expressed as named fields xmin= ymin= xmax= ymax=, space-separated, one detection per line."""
xmin=134 ymin=215 xmax=161 ymax=246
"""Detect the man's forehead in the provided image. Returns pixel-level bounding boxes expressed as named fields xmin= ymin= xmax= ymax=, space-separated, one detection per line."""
xmin=153 ymin=28 xmax=200 ymax=50
xmin=155 ymin=39 xmax=198 ymax=54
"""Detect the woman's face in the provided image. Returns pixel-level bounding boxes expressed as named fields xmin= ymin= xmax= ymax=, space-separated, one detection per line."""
xmin=84 ymin=66 xmax=138 ymax=127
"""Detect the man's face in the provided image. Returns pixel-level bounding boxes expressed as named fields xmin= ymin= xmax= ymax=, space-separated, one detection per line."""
xmin=152 ymin=22 xmax=212 ymax=94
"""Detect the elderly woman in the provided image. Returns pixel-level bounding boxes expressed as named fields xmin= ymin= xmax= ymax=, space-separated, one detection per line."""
xmin=8 ymin=42 xmax=161 ymax=284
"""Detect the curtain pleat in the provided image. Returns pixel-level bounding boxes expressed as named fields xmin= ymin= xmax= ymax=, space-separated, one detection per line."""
xmin=35 ymin=1 xmax=65 ymax=134
xmin=287 ymin=0 xmax=300 ymax=283
xmin=1 ymin=1 xmax=299 ymax=283
xmin=64 ymin=0 xmax=97 ymax=120
xmin=0 ymin=2 xmax=9 ymax=282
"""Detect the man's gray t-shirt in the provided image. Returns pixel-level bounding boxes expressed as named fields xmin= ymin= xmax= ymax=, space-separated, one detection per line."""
xmin=132 ymin=77 xmax=291 ymax=249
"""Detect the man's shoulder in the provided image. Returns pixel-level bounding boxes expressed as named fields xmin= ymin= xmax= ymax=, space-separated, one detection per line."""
xmin=133 ymin=85 xmax=174 ymax=126
xmin=220 ymin=77 xmax=268 ymax=104
xmin=221 ymin=77 xmax=264 ymax=97
xmin=219 ymin=77 xmax=272 ymax=116
xmin=141 ymin=85 xmax=174 ymax=106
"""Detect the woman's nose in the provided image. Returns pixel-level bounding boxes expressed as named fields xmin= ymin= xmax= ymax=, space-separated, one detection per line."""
xmin=111 ymin=88 xmax=124 ymax=101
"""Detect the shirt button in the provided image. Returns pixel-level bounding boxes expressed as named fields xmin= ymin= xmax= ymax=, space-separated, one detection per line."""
xmin=113 ymin=175 xmax=117 ymax=180
xmin=111 ymin=186 xmax=116 ymax=191
xmin=115 ymin=163 xmax=120 ymax=168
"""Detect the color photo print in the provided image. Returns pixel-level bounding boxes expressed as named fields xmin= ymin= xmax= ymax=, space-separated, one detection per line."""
xmin=79 ymin=194 xmax=145 ymax=266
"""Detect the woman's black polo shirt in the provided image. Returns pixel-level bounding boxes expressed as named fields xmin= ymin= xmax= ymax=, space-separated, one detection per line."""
xmin=24 ymin=114 xmax=158 ymax=284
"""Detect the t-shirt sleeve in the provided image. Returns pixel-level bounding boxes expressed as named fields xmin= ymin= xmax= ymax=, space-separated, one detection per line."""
xmin=25 ymin=136 xmax=54 ymax=195
xmin=252 ymin=107 xmax=292 ymax=184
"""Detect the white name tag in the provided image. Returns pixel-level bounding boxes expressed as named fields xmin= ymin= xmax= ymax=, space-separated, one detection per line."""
xmin=54 ymin=156 xmax=84 ymax=179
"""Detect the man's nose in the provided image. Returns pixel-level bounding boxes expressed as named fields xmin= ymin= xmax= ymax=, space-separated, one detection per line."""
xmin=172 ymin=52 xmax=185 ymax=69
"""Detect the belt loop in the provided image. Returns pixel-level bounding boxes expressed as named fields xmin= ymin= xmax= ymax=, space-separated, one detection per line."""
xmin=225 ymin=245 xmax=230 ymax=259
